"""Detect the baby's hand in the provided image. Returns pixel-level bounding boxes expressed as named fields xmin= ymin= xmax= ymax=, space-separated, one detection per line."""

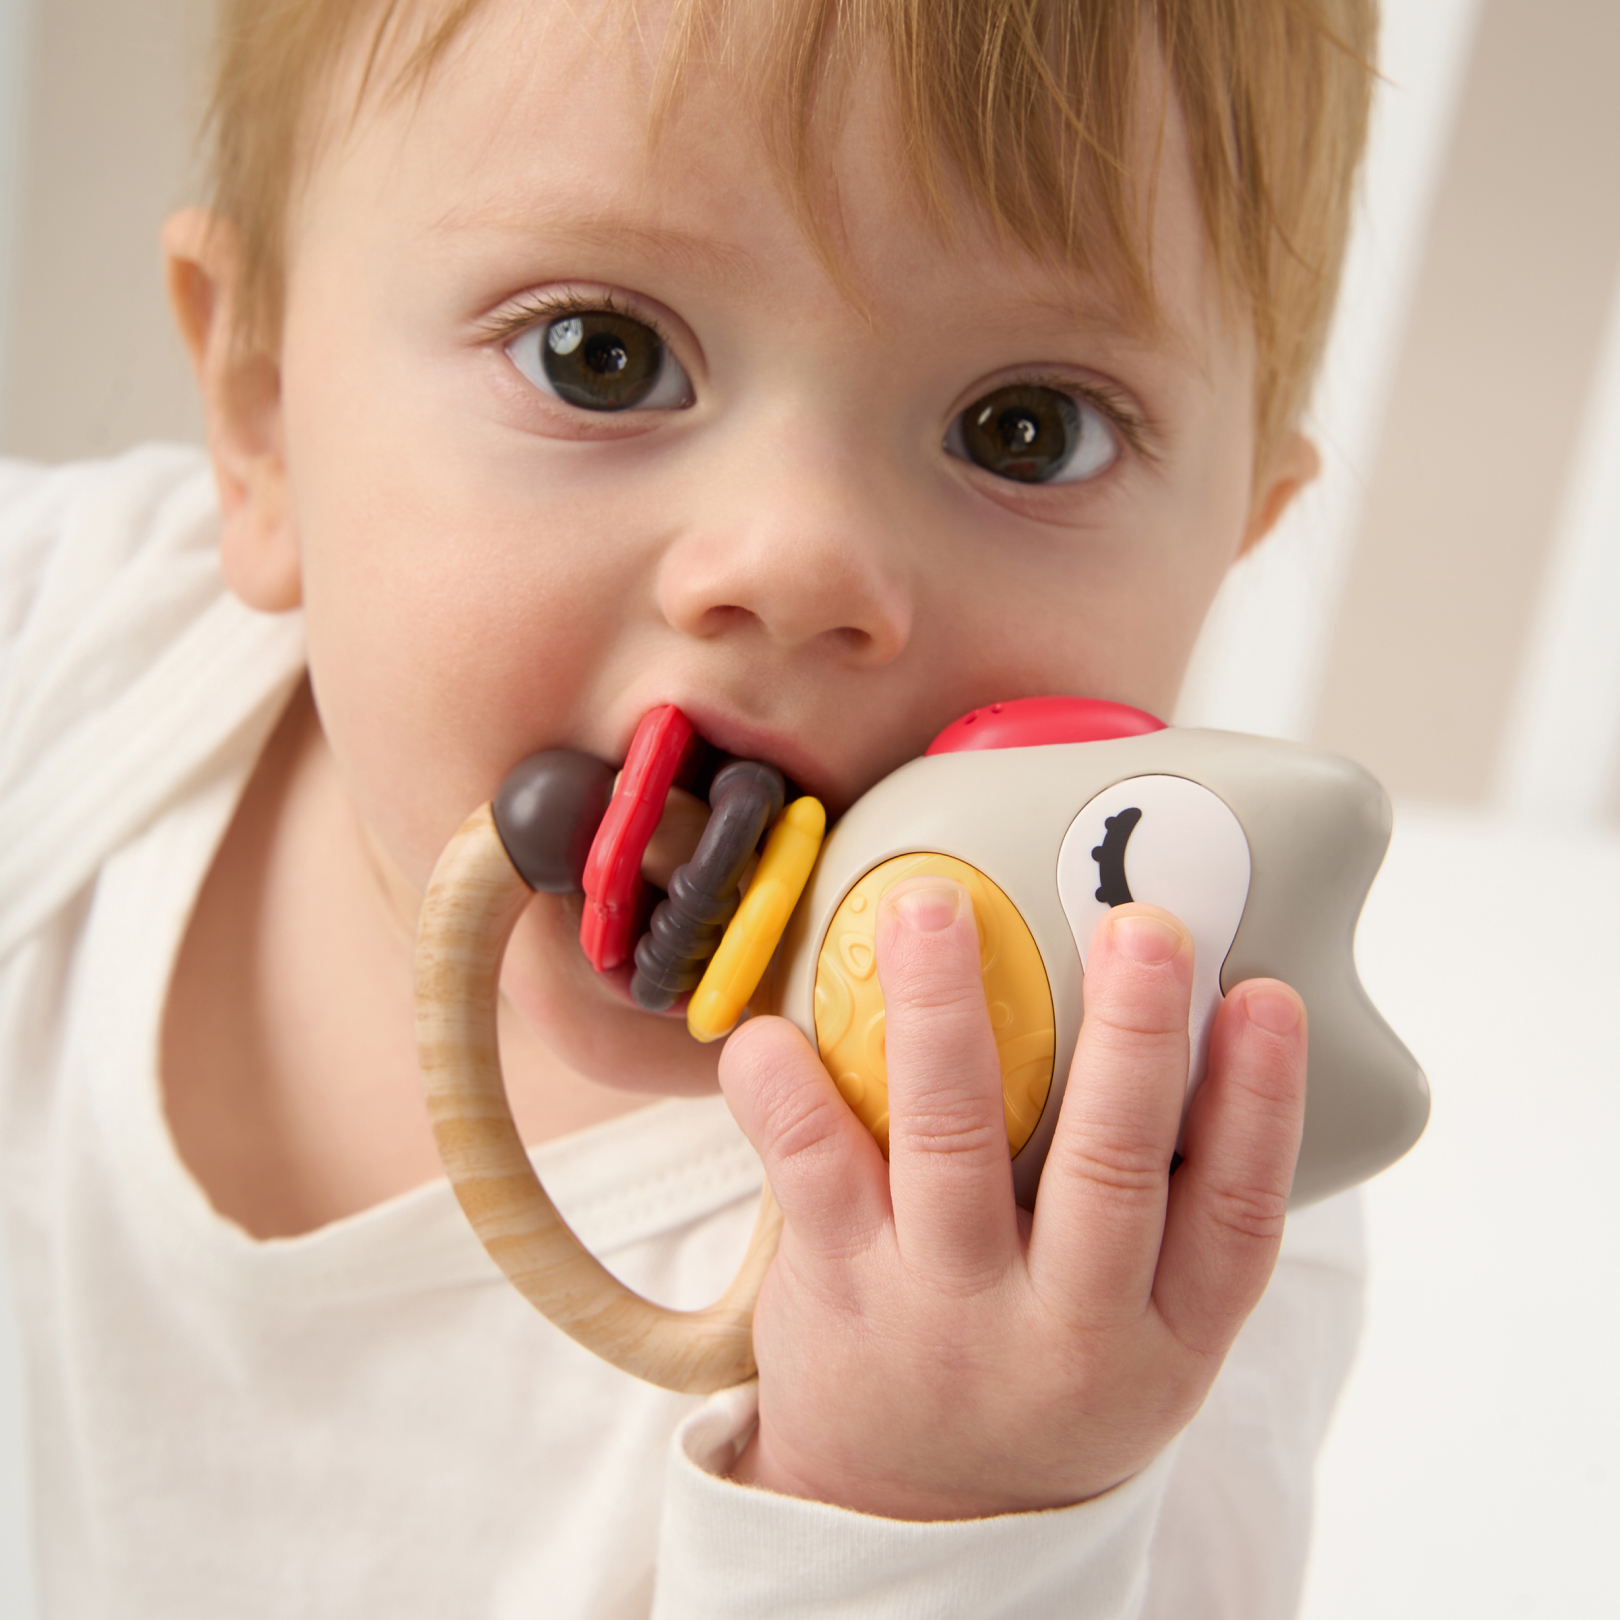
xmin=719 ymin=877 xmax=1307 ymax=1519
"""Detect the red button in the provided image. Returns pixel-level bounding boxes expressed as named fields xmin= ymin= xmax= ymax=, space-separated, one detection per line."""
xmin=925 ymin=696 xmax=1165 ymax=755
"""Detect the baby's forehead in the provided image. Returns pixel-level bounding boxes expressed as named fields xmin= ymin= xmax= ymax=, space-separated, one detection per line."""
xmin=306 ymin=0 xmax=1170 ymax=310
xmin=308 ymin=1 xmax=1195 ymax=338
xmin=217 ymin=0 xmax=1372 ymax=464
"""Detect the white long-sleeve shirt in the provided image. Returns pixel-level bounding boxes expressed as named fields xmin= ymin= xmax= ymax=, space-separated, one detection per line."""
xmin=0 ymin=445 xmax=1364 ymax=1619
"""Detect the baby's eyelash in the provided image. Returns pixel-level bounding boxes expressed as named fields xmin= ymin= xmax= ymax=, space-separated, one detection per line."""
xmin=1014 ymin=372 xmax=1157 ymax=461
xmin=479 ymin=289 xmax=675 ymax=352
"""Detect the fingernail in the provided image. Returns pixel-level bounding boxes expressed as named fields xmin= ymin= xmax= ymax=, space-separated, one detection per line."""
xmin=892 ymin=883 xmax=963 ymax=933
xmin=1244 ymin=986 xmax=1302 ymax=1035
xmin=1112 ymin=913 xmax=1183 ymax=963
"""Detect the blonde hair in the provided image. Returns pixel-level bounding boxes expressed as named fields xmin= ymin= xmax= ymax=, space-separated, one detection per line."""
xmin=205 ymin=0 xmax=1376 ymax=462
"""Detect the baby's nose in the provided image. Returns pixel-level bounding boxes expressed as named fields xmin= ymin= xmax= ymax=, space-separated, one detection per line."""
xmin=654 ymin=433 xmax=914 ymax=664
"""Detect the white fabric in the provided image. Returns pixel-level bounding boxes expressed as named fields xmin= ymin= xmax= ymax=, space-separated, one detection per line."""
xmin=0 ymin=446 xmax=1365 ymax=1619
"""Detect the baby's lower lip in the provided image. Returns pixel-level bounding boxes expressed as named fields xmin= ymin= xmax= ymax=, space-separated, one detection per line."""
xmin=596 ymin=957 xmax=691 ymax=1018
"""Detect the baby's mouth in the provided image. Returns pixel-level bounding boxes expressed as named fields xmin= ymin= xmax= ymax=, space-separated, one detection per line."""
xmin=492 ymin=704 xmax=813 ymax=1026
xmin=491 ymin=696 xmax=1166 ymax=1033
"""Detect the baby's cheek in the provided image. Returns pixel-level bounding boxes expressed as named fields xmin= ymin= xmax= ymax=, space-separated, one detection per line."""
xmin=301 ymin=578 xmax=585 ymax=894
xmin=499 ymin=899 xmax=725 ymax=1097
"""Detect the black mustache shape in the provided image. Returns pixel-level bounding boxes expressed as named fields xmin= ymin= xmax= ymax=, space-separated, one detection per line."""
xmin=1090 ymin=806 xmax=1142 ymax=907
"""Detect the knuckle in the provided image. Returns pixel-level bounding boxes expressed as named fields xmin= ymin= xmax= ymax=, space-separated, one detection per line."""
xmin=889 ymin=971 xmax=989 ymax=1021
xmin=882 ymin=923 xmax=985 ymax=1005
xmin=1200 ymin=1178 xmax=1290 ymax=1246
xmin=1155 ymin=1293 xmax=1245 ymax=1371
xmin=763 ymin=1085 xmax=848 ymax=1173
xmin=1230 ymin=1049 xmax=1307 ymax=1118
xmin=1203 ymin=1055 xmax=1306 ymax=1155
xmin=1053 ymin=1132 xmax=1168 ymax=1200
xmin=890 ymin=1109 xmax=1005 ymax=1161
xmin=1090 ymin=1002 xmax=1191 ymax=1043
xmin=925 ymin=1258 xmax=1019 ymax=1308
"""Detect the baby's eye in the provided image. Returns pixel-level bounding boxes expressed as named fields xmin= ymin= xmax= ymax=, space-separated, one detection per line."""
xmin=506 ymin=309 xmax=693 ymax=412
xmin=946 ymin=384 xmax=1119 ymax=484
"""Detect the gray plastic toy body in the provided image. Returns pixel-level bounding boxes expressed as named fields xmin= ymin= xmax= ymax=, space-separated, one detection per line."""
xmin=769 ymin=728 xmax=1428 ymax=1209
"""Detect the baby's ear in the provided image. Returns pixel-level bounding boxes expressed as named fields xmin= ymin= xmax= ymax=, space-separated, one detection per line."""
xmin=1238 ymin=430 xmax=1321 ymax=558
xmin=162 ymin=207 xmax=301 ymax=613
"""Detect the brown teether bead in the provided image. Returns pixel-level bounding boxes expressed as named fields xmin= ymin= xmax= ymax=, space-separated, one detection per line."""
xmin=493 ymin=750 xmax=615 ymax=894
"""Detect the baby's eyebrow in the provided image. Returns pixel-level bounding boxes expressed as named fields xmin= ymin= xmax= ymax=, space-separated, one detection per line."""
xmin=426 ymin=196 xmax=1192 ymax=372
xmin=427 ymin=202 xmax=762 ymax=292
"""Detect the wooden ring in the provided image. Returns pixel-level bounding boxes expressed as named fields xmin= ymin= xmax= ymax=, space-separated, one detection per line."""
xmin=415 ymin=801 xmax=782 ymax=1393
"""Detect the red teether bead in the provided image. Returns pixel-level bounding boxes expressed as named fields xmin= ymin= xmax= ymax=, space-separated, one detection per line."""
xmin=580 ymin=706 xmax=697 ymax=972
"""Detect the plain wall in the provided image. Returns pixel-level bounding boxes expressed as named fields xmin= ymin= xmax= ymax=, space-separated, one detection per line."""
xmin=0 ymin=0 xmax=209 ymax=456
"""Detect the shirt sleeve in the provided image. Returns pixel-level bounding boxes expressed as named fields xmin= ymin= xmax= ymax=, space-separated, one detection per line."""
xmin=654 ymin=1381 xmax=1180 ymax=1620
xmin=652 ymin=1191 xmax=1363 ymax=1619
xmin=0 ymin=446 xmax=305 ymax=959
xmin=1140 ymin=1189 xmax=1365 ymax=1619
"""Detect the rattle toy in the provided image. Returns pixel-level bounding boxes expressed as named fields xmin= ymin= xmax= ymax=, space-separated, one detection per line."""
xmin=416 ymin=697 xmax=1427 ymax=1393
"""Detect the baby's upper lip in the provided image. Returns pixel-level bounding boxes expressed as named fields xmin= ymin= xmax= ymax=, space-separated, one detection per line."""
xmin=662 ymin=702 xmax=852 ymax=815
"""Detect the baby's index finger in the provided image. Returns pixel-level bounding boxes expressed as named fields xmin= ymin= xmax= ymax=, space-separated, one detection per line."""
xmin=875 ymin=876 xmax=1019 ymax=1285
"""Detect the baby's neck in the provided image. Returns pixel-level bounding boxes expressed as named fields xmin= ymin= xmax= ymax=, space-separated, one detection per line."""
xmin=160 ymin=681 xmax=652 ymax=1240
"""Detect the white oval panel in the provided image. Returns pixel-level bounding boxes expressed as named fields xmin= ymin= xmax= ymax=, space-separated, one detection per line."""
xmin=1056 ymin=775 xmax=1252 ymax=1121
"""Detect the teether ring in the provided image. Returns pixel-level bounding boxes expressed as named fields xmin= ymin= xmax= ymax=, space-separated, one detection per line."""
xmin=416 ymin=728 xmax=823 ymax=1389
xmin=416 ymin=798 xmax=783 ymax=1393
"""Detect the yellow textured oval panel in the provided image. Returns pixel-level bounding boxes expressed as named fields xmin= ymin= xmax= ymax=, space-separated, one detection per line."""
xmin=813 ymin=853 xmax=1055 ymax=1159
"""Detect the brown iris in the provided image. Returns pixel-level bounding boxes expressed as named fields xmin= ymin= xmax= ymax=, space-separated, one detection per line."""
xmin=541 ymin=311 xmax=666 ymax=411
xmin=959 ymin=384 xmax=1083 ymax=483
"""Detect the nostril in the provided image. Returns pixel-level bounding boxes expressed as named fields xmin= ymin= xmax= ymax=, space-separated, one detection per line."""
xmin=674 ymin=602 xmax=765 ymax=645
xmin=659 ymin=533 xmax=910 ymax=658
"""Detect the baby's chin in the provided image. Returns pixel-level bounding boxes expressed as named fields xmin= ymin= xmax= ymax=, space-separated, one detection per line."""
xmin=499 ymin=891 xmax=726 ymax=1099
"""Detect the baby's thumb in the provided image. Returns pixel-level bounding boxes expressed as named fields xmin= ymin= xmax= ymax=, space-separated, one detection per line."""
xmin=719 ymin=1015 xmax=889 ymax=1262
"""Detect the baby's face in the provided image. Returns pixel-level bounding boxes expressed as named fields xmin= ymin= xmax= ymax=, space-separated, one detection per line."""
xmin=266 ymin=0 xmax=1291 ymax=1089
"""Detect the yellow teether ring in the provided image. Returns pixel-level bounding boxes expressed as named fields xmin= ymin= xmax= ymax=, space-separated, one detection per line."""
xmin=687 ymin=796 xmax=827 ymax=1042
xmin=812 ymin=853 xmax=1055 ymax=1157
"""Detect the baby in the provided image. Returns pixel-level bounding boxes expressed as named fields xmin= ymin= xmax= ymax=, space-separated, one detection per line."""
xmin=0 ymin=0 xmax=1373 ymax=1614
